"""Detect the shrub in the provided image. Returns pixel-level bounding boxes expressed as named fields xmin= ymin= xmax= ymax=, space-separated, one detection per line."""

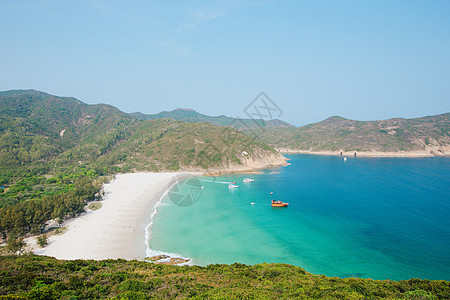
xmin=36 ymin=235 xmax=48 ymax=248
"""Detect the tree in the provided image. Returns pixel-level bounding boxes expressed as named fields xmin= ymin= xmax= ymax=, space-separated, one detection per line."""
xmin=6 ymin=233 xmax=26 ymax=255
xmin=36 ymin=234 xmax=48 ymax=248
xmin=73 ymin=176 xmax=99 ymax=201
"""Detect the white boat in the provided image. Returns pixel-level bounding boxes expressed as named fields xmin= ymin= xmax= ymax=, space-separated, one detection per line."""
xmin=243 ymin=178 xmax=254 ymax=183
xmin=228 ymin=183 xmax=239 ymax=189
xmin=344 ymin=157 xmax=347 ymax=162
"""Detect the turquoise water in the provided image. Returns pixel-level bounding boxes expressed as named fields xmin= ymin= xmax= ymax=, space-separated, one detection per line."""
xmin=150 ymin=154 xmax=450 ymax=280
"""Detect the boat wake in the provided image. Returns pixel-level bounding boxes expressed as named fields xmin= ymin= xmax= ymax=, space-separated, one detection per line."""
xmin=200 ymin=179 xmax=232 ymax=184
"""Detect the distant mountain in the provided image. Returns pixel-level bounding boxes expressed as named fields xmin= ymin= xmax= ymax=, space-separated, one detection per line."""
xmin=130 ymin=108 xmax=294 ymax=129
xmin=3 ymin=89 xmax=447 ymax=173
xmin=255 ymin=114 xmax=450 ymax=155
xmin=0 ymin=90 xmax=286 ymax=175
xmin=135 ymin=108 xmax=449 ymax=155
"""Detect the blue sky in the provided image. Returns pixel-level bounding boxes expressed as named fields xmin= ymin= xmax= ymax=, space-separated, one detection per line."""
xmin=1 ymin=0 xmax=449 ymax=126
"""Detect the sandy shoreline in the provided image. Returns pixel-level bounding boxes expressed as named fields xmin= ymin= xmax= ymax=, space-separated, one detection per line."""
xmin=32 ymin=172 xmax=192 ymax=260
xmin=277 ymin=149 xmax=448 ymax=157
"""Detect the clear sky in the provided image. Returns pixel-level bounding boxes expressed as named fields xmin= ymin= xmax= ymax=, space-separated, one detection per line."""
xmin=1 ymin=0 xmax=449 ymax=126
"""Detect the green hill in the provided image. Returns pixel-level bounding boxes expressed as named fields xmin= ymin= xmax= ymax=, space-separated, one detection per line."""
xmin=0 ymin=90 xmax=139 ymax=169
xmin=101 ymin=119 xmax=283 ymax=172
xmin=253 ymin=114 xmax=450 ymax=155
xmin=133 ymin=106 xmax=449 ymax=155
xmin=0 ymin=255 xmax=448 ymax=299
xmin=131 ymin=108 xmax=294 ymax=129
xmin=0 ymin=90 xmax=285 ymax=176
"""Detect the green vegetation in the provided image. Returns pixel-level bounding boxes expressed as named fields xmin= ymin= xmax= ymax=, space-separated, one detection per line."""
xmin=0 ymin=90 xmax=139 ymax=183
xmin=0 ymin=175 xmax=102 ymax=238
xmin=252 ymin=114 xmax=450 ymax=153
xmin=0 ymin=255 xmax=448 ymax=299
xmin=1 ymin=90 xmax=448 ymax=299
xmin=131 ymin=105 xmax=450 ymax=154
xmin=104 ymin=119 xmax=279 ymax=171
xmin=0 ymin=90 xmax=280 ymax=175
xmin=0 ymin=90 xmax=282 ymax=242
xmin=4 ymin=234 xmax=26 ymax=255
xmin=36 ymin=234 xmax=48 ymax=248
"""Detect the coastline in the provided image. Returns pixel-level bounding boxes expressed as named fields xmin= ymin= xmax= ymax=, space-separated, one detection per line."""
xmin=144 ymin=173 xmax=196 ymax=264
xmin=29 ymin=157 xmax=288 ymax=262
xmin=277 ymin=148 xmax=449 ymax=157
xmin=32 ymin=172 xmax=190 ymax=261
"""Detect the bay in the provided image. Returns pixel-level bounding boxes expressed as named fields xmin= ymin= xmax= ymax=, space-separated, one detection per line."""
xmin=150 ymin=154 xmax=450 ymax=280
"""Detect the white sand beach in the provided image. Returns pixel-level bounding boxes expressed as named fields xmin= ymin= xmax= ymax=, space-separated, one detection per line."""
xmin=32 ymin=172 xmax=189 ymax=260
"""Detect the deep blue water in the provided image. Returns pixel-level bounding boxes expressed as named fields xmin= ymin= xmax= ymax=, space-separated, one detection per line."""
xmin=151 ymin=154 xmax=450 ymax=280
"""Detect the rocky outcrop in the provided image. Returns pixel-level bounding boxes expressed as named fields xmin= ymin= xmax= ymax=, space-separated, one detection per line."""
xmin=200 ymin=149 xmax=288 ymax=175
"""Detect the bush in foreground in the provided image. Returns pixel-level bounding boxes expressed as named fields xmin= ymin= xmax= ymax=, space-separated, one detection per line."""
xmin=0 ymin=255 xmax=449 ymax=299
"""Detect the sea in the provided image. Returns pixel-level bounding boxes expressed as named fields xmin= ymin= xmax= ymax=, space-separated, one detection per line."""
xmin=149 ymin=154 xmax=450 ymax=280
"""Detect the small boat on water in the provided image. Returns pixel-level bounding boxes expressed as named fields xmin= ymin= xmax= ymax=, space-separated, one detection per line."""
xmin=269 ymin=192 xmax=274 ymax=195
xmin=228 ymin=183 xmax=239 ymax=189
xmin=243 ymin=178 xmax=254 ymax=183
xmin=271 ymin=200 xmax=288 ymax=207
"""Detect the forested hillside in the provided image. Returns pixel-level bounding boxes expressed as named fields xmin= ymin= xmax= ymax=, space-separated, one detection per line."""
xmin=0 ymin=90 xmax=284 ymax=177
xmin=252 ymin=114 xmax=450 ymax=154
xmin=131 ymin=104 xmax=449 ymax=155
xmin=101 ymin=119 xmax=282 ymax=172
xmin=0 ymin=90 xmax=138 ymax=174
xmin=0 ymin=90 xmax=285 ymax=241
